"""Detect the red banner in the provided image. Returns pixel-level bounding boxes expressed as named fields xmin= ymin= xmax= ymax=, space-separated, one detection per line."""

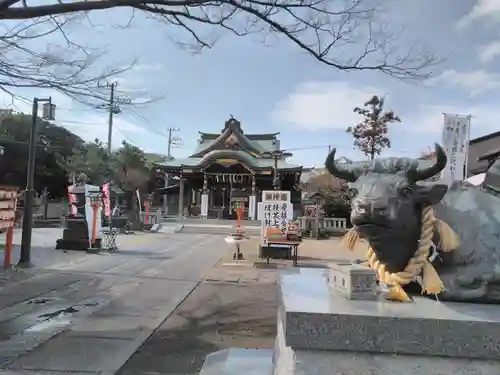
xmin=101 ymin=183 xmax=111 ymax=217
xmin=68 ymin=192 xmax=77 ymax=215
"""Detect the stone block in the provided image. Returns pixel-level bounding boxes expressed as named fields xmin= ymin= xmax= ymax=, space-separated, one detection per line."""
xmin=328 ymin=262 xmax=377 ymax=300
xmin=274 ymin=312 xmax=500 ymax=375
xmin=199 ymin=348 xmax=273 ymax=375
xmin=279 ymin=268 xmax=500 ymax=360
xmin=150 ymin=224 xmax=161 ymax=232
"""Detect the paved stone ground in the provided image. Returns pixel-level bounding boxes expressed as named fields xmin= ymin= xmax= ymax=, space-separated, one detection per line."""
xmin=0 ymin=228 xmax=87 ymax=268
xmin=118 ymin=280 xmax=279 ymax=375
xmin=0 ymin=231 xmax=228 ymax=375
xmin=215 ymin=236 xmax=369 ymax=267
xmin=118 ymin=237 xmax=361 ymax=375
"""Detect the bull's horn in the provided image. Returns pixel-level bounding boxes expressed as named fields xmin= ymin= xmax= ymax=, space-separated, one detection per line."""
xmin=324 ymin=148 xmax=357 ymax=183
xmin=412 ymin=143 xmax=447 ymax=181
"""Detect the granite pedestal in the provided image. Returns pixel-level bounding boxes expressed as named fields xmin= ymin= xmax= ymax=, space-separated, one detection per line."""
xmin=274 ymin=267 xmax=500 ymax=374
xmin=56 ymin=217 xmax=101 ymax=251
xmin=199 ymin=349 xmax=273 ymax=375
xmin=198 ymin=266 xmax=500 ymax=375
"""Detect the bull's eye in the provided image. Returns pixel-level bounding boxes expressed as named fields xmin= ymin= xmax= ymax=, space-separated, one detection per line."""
xmin=399 ymin=185 xmax=413 ymax=197
xmin=347 ymin=188 xmax=358 ymax=198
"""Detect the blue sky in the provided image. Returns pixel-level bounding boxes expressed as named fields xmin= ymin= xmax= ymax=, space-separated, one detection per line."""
xmin=3 ymin=0 xmax=500 ymax=167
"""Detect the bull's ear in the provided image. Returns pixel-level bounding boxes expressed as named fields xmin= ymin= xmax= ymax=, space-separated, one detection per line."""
xmin=416 ymin=184 xmax=448 ymax=205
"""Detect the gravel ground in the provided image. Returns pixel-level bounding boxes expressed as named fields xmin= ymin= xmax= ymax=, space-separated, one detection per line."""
xmin=118 ymin=281 xmax=278 ymax=375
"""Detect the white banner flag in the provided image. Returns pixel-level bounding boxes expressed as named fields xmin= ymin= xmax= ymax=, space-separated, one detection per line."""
xmin=441 ymin=114 xmax=470 ymax=184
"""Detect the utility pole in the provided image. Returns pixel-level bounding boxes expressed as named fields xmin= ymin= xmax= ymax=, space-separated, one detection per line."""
xmin=98 ymin=81 xmax=120 ymax=154
xmin=167 ymin=127 xmax=180 ymax=159
xmin=107 ymin=83 xmax=115 ymax=154
xmin=263 ymin=150 xmax=292 ymax=190
xmin=328 ymin=145 xmax=332 ymax=189
xmin=20 ymin=97 xmax=56 ymax=266
xmin=164 ymin=127 xmax=181 ymax=215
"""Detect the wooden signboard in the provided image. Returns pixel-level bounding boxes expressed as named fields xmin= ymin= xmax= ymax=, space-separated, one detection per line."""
xmin=258 ymin=190 xmax=293 ymax=246
xmin=0 ymin=186 xmax=17 ymax=230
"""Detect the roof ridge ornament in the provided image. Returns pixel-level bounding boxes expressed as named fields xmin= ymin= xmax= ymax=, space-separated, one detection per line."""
xmin=223 ymin=115 xmax=242 ymax=133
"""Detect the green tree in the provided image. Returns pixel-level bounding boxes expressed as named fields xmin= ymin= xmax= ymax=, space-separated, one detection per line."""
xmin=113 ymin=141 xmax=150 ymax=228
xmin=0 ymin=110 xmax=84 ymax=197
xmin=64 ymin=139 xmax=115 ymax=185
xmin=346 ymin=95 xmax=401 ymax=160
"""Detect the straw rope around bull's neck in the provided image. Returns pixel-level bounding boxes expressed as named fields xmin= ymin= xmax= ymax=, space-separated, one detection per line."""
xmin=342 ymin=206 xmax=459 ymax=302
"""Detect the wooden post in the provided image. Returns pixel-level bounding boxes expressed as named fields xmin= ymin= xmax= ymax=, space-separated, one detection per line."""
xmin=1 ymin=188 xmax=18 ymax=268
xmin=144 ymin=200 xmax=149 ymax=224
xmin=91 ymin=203 xmax=99 ymax=245
xmin=178 ymin=175 xmax=184 ymax=218
xmin=4 ymin=226 xmax=13 ymax=268
xmin=235 ymin=205 xmax=243 ymax=233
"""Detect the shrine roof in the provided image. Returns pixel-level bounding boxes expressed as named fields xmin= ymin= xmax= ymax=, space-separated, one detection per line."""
xmin=478 ymin=147 xmax=500 ymax=162
xmin=198 ymin=132 xmax=279 ymax=140
xmin=191 ymin=117 xmax=279 ymax=157
xmin=155 ymin=149 xmax=302 ymax=171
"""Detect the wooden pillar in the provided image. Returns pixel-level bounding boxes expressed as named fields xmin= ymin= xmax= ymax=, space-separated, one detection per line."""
xmin=201 ymin=172 xmax=208 ymax=219
xmin=178 ymin=175 xmax=184 ymax=218
xmin=249 ymin=174 xmax=257 ymax=220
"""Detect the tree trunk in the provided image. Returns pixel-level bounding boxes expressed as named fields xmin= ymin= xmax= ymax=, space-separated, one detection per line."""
xmin=130 ymin=190 xmax=142 ymax=230
xmin=370 ymin=136 xmax=375 ymax=160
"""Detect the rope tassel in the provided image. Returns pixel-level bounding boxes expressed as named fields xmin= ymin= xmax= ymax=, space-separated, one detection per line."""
xmin=340 ymin=206 xmax=459 ymax=302
xmin=422 ymin=260 xmax=444 ymax=295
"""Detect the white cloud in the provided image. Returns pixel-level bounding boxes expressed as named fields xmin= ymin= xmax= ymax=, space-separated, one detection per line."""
xmin=458 ymin=0 xmax=500 ymax=28
xmin=479 ymin=41 xmax=500 ymax=63
xmin=271 ymin=80 xmax=500 ymax=137
xmin=414 ymin=104 xmax=500 ymax=137
xmin=424 ymin=69 xmax=500 ymax=96
xmin=131 ymin=63 xmax=164 ymax=72
xmin=271 ymin=81 xmax=384 ymax=131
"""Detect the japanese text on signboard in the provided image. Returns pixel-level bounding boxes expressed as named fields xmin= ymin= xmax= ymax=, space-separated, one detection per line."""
xmin=263 ymin=202 xmax=289 ymax=234
xmin=441 ymin=114 xmax=470 ymax=183
xmin=263 ymin=191 xmax=290 ymax=202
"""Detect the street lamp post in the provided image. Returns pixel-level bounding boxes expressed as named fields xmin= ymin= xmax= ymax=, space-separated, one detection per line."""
xmin=263 ymin=150 xmax=293 ymax=190
xmin=19 ymin=97 xmax=56 ymax=266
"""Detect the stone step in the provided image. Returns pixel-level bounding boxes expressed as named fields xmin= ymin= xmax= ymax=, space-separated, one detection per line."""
xmin=199 ymin=348 xmax=273 ymax=375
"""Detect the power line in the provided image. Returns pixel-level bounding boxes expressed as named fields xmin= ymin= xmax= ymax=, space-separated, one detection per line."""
xmin=58 ymin=120 xmax=106 ymax=126
xmin=128 ymin=106 xmax=172 ymax=139
xmin=0 ymin=138 xmax=68 ymax=150
xmin=117 ymin=129 xmax=160 ymax=154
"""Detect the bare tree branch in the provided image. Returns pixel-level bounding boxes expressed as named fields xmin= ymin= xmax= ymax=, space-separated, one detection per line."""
xmin=0 ymin=13 xmax=136 ymax=104
xmin=0 ymin=0 xmax=441 ymax=80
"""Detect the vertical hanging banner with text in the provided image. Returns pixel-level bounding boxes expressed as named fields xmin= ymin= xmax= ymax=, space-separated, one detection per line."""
xmin=441 ymin=114 xmax=471 ymax=184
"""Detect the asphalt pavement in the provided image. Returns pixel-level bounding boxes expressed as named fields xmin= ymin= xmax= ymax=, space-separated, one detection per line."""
xmin=0 ymin=229 xmax=226 ymax=374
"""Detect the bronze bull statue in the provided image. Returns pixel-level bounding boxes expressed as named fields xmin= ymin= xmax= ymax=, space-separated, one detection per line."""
xmin=326 ymin=143 xmax=500 ymax=303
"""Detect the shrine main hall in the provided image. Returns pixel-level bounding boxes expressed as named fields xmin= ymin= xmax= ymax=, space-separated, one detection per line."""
xmin=156 ymin=117 xmax=303 ymax=219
